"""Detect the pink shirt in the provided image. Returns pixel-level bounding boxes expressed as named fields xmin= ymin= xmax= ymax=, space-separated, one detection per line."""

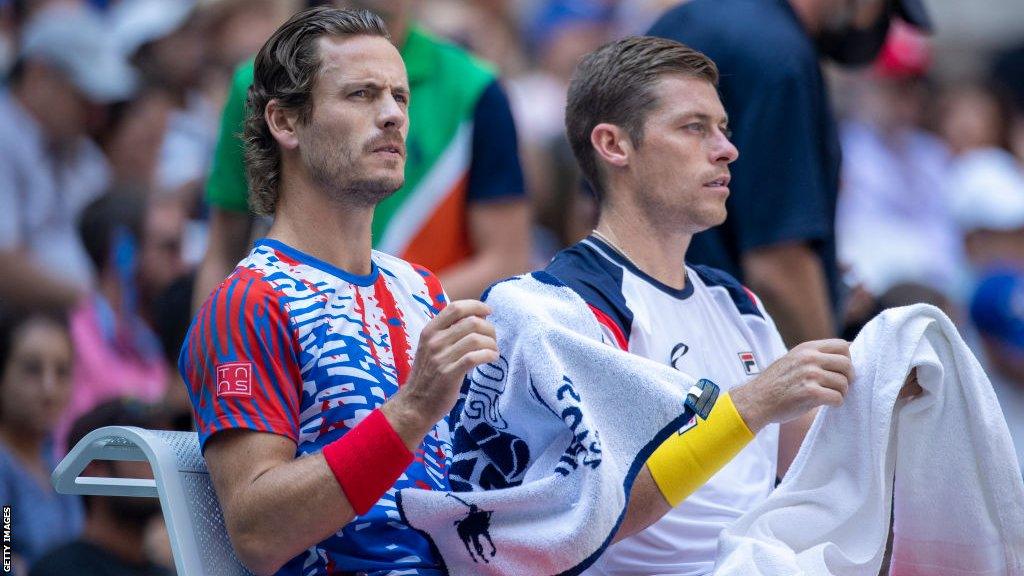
xmin=56 ymin=296 xmax=168 ymax=454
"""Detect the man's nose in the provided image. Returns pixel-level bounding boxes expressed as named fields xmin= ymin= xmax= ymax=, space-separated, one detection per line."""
xmin=379 ymin=93 xmax=406 ymax=131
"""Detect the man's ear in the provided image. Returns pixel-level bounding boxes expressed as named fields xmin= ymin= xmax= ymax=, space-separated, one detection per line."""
xmin=590 ymin=123 xmax=633 ymax=170
xmin=266 ymin=99 xmax=300 ymax=150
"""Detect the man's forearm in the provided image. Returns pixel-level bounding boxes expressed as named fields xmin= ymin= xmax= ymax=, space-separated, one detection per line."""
xmin=223 ymin=452 xmax=354 ymax=575
xmin=209 ymin=420 xmax=415 ymax=576
xmin=441 ymin=200 xmax=531 ymax=300
xmin=614 ymin=466 xmax=671 ymax=542
xmin=616 ymin=391 xmax=756 ymax=541
xmin=0 ymin=251 xmax=81 ymax=310
xmin=742 ymin=242 xmax=835 ymax=347
xmin=438 ymin=250 xmax=526 ymax=301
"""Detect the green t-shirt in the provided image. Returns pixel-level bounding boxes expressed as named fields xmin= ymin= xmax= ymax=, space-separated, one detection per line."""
xmin=205 ymin=27 xmax=501 ymax=272
xmin=205 ymin=58 xmax=253 ymax=212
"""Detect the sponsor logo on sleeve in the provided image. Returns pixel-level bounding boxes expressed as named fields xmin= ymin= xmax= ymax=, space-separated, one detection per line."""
xmin=216 ymin=362 xmax=253 ymax=397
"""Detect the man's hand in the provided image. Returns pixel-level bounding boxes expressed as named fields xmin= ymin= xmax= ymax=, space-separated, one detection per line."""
xmin=899 ymin=368 xmax=922 ymax=399
xmin=731 ymin=339 xmax=854 ymax=433
xmin=381 ymin=300 xmax=499 ymax=450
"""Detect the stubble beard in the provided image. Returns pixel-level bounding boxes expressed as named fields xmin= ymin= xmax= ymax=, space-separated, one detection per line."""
xmin=636 ymin=183 xmax=727 ymax=236
xmin=303 ymin=135 xmax=403 ymax=207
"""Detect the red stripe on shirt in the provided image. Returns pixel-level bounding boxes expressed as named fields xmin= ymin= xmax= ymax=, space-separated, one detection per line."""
xmin=412 ymin=263 xmax=448 ymax=313
xmin=374 ymin=273 xmax=412 ymax=386
xmin=742 ymin=286 xmax=759 ymax=310
xmin=588 ymin=304 xmax=629 ymax=351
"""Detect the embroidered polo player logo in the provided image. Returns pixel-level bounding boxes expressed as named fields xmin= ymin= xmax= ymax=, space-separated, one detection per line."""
xmin=447 ymin=494 xmax=496 ymax=563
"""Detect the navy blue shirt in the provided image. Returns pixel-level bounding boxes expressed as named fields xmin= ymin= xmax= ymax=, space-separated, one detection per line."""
xmin=648 ymin=0 xmax=842 ymax=309
xmin=467 ymin=80 xmax=526 ymax=203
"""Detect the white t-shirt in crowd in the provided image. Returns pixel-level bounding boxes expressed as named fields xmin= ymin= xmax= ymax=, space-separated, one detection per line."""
xmin=0 ymin=90 xmax=109 ymax=288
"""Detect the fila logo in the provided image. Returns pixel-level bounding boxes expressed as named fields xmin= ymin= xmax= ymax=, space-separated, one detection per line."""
xmin=216 ymin=362 xmax=253 ymax=397
xmin=669 ymin=342 xmax=689 ymax=370
xmin=738 ymin=352 xmax=759 ymax=375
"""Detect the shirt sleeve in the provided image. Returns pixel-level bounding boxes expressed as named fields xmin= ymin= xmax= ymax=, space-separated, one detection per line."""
xmin=727 ymin=63 xmax=835 ymax=252
xmin=205 ymin=60 xmax=254 ymax=213
xmin=465 ymin=80 xmax=527 ymax=204
xmin=178 ymin=267 xmax=302 ymax=450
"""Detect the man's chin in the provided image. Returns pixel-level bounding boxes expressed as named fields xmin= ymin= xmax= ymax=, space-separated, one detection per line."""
xmin=340 ymin=175 xmax=404 ymax=206
xmin=688 ymin=209 xmax=728 ymax=234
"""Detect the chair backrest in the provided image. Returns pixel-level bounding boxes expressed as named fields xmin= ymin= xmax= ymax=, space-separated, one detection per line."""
xmin=52 ymin=426 xmax=254 ymax=576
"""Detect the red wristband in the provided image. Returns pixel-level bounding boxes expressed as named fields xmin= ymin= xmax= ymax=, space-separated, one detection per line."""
xmin=322 ymin=408 xmax=414 ymax=515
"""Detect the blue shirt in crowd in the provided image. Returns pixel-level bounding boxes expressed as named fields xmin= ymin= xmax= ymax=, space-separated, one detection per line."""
xmin=648 ymin=0 xmax=843 ymax=309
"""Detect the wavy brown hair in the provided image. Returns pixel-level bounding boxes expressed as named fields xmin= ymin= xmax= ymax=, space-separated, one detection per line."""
xmin=244 ymin=7 xmax=389 ymax=215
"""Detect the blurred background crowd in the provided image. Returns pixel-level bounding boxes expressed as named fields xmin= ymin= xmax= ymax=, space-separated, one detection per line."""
xmin=0 ymin=0 xmax=1022 ymax=573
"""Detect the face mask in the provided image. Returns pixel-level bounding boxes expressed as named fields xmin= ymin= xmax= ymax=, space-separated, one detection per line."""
xmin=816 ymin=4 xmax=892 ymax=66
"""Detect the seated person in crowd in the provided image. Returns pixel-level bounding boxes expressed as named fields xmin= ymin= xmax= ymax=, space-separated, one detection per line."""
xmin=0 ymin=307 xmax=82 ymax=571
xmin=0 ymin=4 xmax=136 ymax=310
xmin=56 ymin=193 xmax=168 ymax=455
xmin=31 ymin=398 xmax=173 ymax=576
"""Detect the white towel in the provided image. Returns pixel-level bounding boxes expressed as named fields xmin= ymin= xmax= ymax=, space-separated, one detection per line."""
xmin=397 ymin=272 xmax=718 ymax=575
xmin=714 ymin=304 xmax=1024 ymax=575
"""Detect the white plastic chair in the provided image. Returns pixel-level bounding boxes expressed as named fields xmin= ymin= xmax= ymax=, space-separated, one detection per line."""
xmin=51 ymin=426 xmax=253 ymax=576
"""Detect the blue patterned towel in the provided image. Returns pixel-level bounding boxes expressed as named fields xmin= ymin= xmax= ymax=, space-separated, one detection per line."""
xmin=397 ymin=272 xmax=717 ymax=575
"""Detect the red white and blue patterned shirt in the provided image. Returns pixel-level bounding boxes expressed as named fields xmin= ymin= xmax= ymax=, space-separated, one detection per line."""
xmin=179 ymin=238 xmax=450 ymax=575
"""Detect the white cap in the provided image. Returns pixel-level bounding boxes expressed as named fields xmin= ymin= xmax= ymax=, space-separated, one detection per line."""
xmin=20 ymin=4 xmax=137 ymax=104
xmin=949 ymin=148 xmax=1024 ymax=232
xmin=110 ymin=0 xmax=196 ymax=57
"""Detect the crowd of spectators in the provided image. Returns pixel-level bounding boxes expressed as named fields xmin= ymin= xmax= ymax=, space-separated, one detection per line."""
xmin=0 ymin=0 xmax=1022 ymax=573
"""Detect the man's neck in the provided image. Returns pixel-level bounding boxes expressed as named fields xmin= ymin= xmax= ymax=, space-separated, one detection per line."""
xmin=594 ymin=201 xmax=692 ymax=291
xmin=268 ymin=170 xmax=375 ymax=276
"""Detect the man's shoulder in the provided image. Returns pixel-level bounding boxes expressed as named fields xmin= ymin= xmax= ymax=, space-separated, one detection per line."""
xmin=195 ymin=258 xmax=284 ymax=323
xmin=650 ymin=0 xmax=816 ymax=78
xmin=689 ymin=264 xmax=765 ymax=319
xmin=545 ymin=241 xmax=627 ymax=301
xmin=652 ymin=0 xmax=801 ymax=42
xmin=233 ymin=58 xmax=255 ymax=88
xmin=544 ymin=240 xmax=634 ymax=339
xmin=373 ymin=249 xmax=436 ymax=285
xmin=404 ymin=25 xmax=496 ymax=108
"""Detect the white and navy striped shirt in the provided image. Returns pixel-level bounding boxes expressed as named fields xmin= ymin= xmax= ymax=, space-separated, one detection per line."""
xmin=546 ymin=235 xmax=788 ymax=576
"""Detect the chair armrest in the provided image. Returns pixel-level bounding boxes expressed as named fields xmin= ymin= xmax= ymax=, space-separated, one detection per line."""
xmin=52 ymin=425 xmax=159 ymax=498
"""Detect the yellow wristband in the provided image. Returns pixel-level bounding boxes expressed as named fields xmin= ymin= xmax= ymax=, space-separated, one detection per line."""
xmin=647 ymin=391 xmax=755 ymax=507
